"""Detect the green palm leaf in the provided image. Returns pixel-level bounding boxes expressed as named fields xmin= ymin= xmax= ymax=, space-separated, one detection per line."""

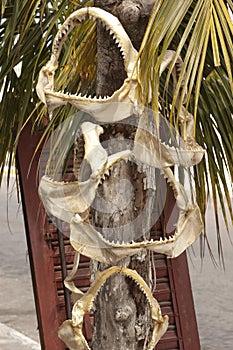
xmin=0 ymin=0 xmax=94 ymax=184
xmin=137 ymin=0 xmax=232 ymax=261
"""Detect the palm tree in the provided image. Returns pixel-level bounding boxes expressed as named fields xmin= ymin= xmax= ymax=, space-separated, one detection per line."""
xmin=0 ymin=0 xmax=232 ymax=349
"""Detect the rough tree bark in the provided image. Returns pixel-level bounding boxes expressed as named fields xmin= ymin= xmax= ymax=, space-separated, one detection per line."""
xmin=91 ymin=1 xmax=157 ymax=349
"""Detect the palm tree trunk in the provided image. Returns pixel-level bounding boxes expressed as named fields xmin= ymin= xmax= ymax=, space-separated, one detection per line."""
xmin=92 ymin=1 xmax=155 ymax=349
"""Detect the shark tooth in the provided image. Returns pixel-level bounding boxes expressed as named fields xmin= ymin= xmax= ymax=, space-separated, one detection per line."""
xmin=104 ymin=169 xmax=110 ymax=177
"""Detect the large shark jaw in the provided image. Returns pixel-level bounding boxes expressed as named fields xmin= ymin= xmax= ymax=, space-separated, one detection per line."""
xmin=36 ymin=7 xmax=204 ymax=163
xmin=133 ymin=113 xmax=205 ymax=168
xmin=39 ymin=122 xmax=132 ymax=223
xmin=69 ymin=167 xmax=203 ymax=264
xmin=36 ymin=7 xmax=139 ymax=122
xmin=36 ymin=8 xmax=197 ymax=131
xmin=58 ymin=266 xmax=169 ymax=350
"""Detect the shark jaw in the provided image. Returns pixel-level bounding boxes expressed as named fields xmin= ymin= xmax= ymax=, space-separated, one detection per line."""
xmin=58 ymin=266 xmax=169 ymax=350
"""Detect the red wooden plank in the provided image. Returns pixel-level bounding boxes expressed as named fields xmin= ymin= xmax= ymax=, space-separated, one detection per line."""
xmin=164 ymin=184 xmax=200 ymax=349
xmin=170 ymin=253 xmax=201 ymax=350
xmin=16 ymin=124 xmax=65 ymax=350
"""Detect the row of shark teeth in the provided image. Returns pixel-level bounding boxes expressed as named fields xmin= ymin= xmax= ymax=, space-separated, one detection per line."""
xmin=95 ymin=166 xmax=183 ymax=247
xmin=91 ymin=14 xmax=125 ymax=54
xmin=99 ymin=233 xmax=179 ymax=247
xmin=52 ymin=14 xmax=87 ymax=56
xmin=42 ymin=162 xmax=114 ymax=184
xmin=75 ymin=266 xmax=165 ymax=318
xmin=64 ymin=266 xmax=168 ymax=350
xmin=41 ymin=175 xmax=79 ymax=185
xmin=107 ymin=27 xmax=126 ymax=59
xmin=45 ymin=90 xmax=111 ymax=100
xmin=53 ymin=8 xmax=127 ymax=65
xmin=161 ymin=138 xmax=204 ymax=150
xmin=154 ymin=140 xmax=204 ymax=153
xmin=90 ymin=271 xmax=153 ymax=311
xmin=160 ymin=168 xmax=176 ymax=189
xmin=98 ymin=157 xmax=132 ymax=183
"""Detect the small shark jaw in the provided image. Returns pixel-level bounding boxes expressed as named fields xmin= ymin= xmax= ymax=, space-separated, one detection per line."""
xmin=58 ymin=266 xmax=169 ymax=350
xmin=69 ymin=167 xmax=203 ymax=264
xmin=39 ymin=121 xmax=132 ymax=223
xmin=36 ymin=7 xmax=139 ymax=120
xmin=39 ymin=148 xmax=131 ymax=223
xmin=133 ymin=112 xmax=205 ymax=169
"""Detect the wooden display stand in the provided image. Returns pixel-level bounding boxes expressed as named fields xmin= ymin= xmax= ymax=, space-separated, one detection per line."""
xmin=17 ymin=124 xmax=200 ymax=349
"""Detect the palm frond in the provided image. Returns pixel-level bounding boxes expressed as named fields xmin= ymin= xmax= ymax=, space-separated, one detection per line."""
xmin=138 ymin=0 xmax=233 ymax=260
xmin=0 ymin=0 xmax=94 ymax=185
xmin=139 ymin=0 xmax=232 ymax=112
